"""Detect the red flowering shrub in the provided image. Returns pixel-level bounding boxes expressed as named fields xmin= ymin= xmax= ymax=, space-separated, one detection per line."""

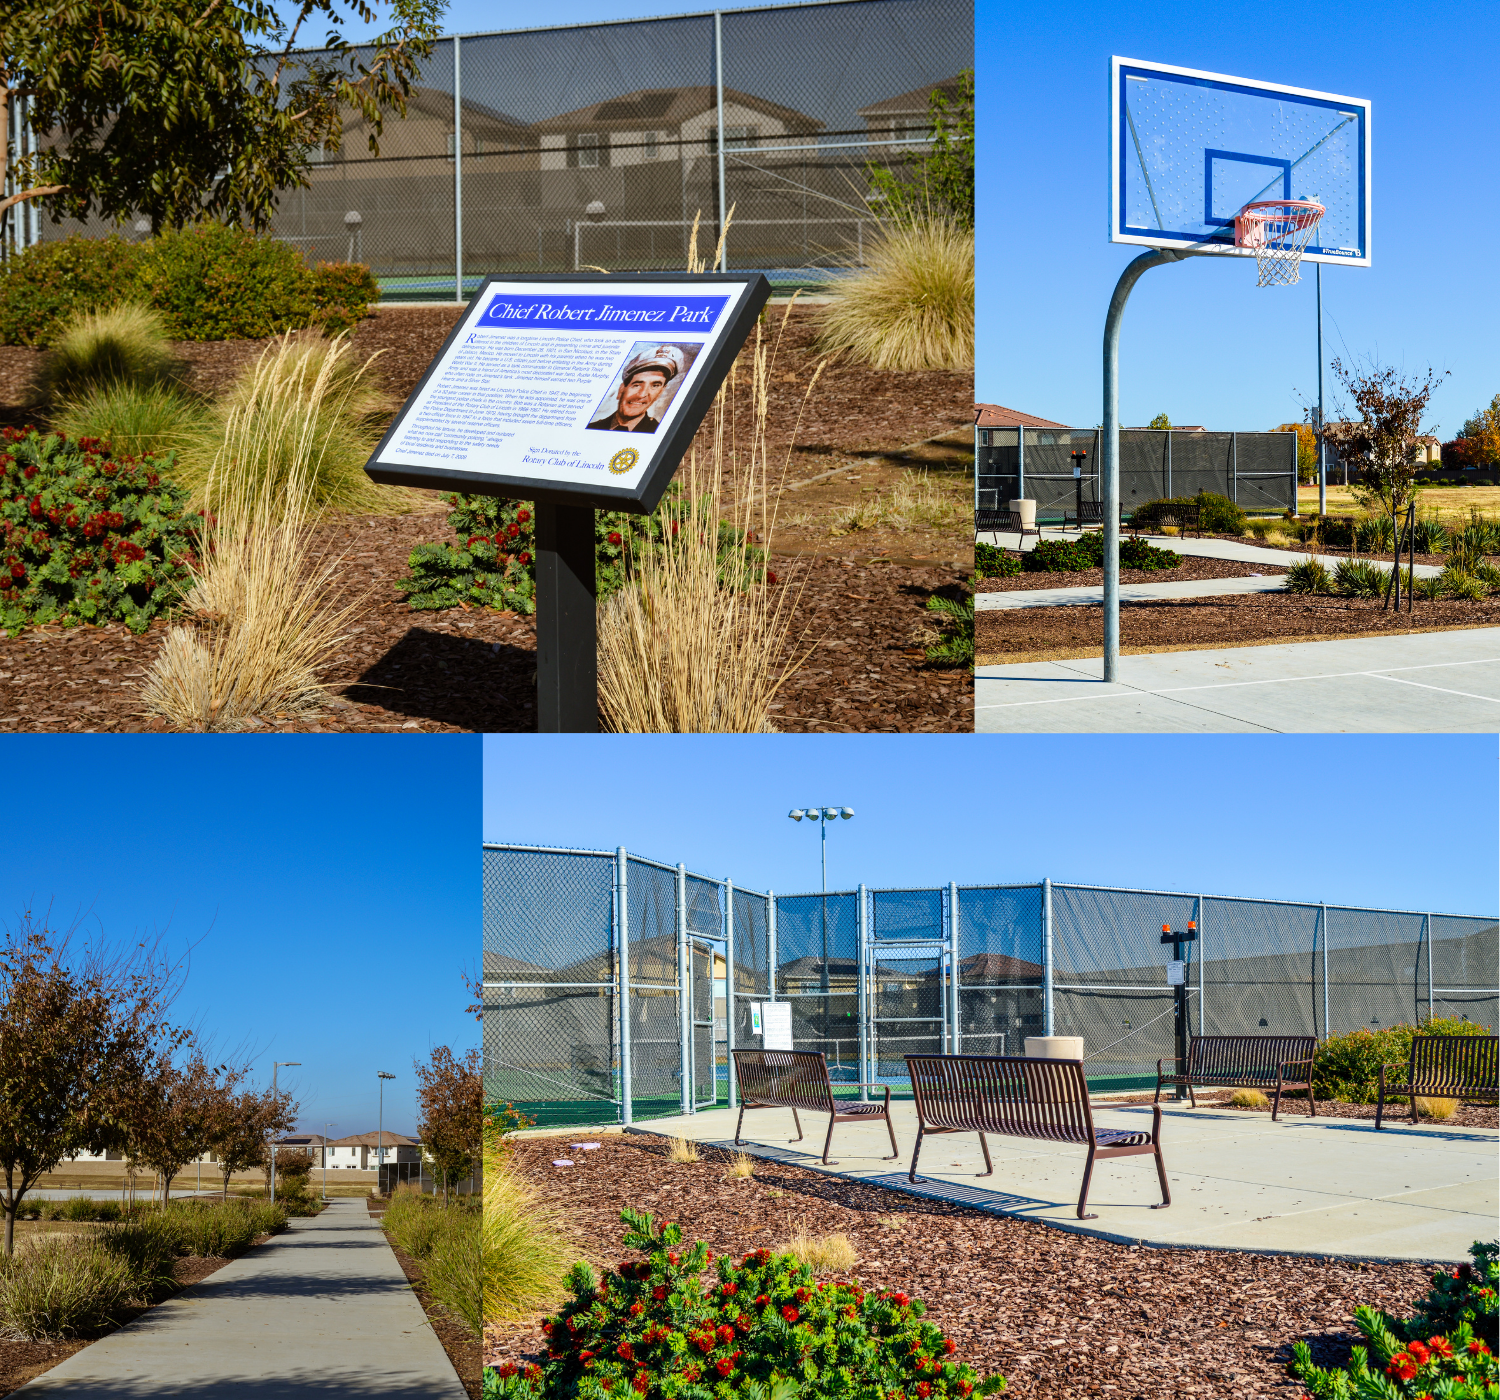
xmin=483 ymin=1207 xmax=1004 ymax=1400
xmin=0 ymin=426 xmax=202 ymax=633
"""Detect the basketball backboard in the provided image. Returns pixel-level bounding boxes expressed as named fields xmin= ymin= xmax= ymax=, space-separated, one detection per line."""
xmin=1110 ymin=57 xmax=1371 ymax=267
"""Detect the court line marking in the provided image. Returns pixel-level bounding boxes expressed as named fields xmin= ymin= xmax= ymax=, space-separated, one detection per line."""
xmin=1371 ymin=674 xmax=1500 ymax=705
xmin=975 ymin=655 xmax=1500 ymax=711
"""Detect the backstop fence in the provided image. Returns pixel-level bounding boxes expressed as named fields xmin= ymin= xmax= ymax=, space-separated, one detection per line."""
xmin=482 ymin=842 xmax=1497 ymax=1126
xmin=975 ymin=427 xmax=1299 ymax=523
xmin=21 ymin=0 xmax=972 ymax=297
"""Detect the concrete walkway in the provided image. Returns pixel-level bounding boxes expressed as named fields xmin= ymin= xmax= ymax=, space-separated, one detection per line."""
xmin=977 ymin=574 xmax=1287 ymax=610
xmin=637 ymin=1100 xmax=1496 ymax=1264
xmin=974 ymin=628 xmax=1500 ymax=732
xmin=978 ymin=527 xmax=1445 ymax=577
xmin=20 ymin=1199 xmax=467 ymax=1399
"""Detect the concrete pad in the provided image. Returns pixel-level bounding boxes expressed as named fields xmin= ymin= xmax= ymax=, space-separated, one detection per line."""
xmin=975 ymin=628 xmax=1500 ymax=733
xmin=18 ymin=1199 xmax=467 ymax=1398
xmin=639 ymin=1098 xmax=1495 ymax=1262
xmin=977 ymin=575 xmax=1288 ymax=610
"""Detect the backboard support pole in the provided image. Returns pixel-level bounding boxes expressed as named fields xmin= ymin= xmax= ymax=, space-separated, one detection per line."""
xmin=535 ymin=502 xmax=599 ymax=732
xmin=1103 ymin=247 xmax=1192 ymax=682
xmin=1316 ymin=263 xmax=1327 ymax=517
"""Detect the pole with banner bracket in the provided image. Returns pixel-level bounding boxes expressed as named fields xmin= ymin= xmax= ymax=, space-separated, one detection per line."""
xmin=1161 ymin=922 xmax=1198 ymax=1100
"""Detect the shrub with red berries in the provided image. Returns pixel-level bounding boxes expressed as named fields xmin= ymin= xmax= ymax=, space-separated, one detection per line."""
xmin=0 ymin=426 xmax=202 ymax=634
xmin=484 ymin=1206 xmax=1004 ymax=1400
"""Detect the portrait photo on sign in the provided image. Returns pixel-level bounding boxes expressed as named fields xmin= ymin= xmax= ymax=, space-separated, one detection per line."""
xmin=586 ymin=340 xmax=703 ymax=434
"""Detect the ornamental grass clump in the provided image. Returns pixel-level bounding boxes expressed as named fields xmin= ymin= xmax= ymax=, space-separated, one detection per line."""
xmin=421 ymin=1204 xmax=483 ymax=1338
xmin=779 ymin=1226 xmax=857 ymax=1275
xmin=51 ymin=380 xmax=201 ymax=463
xmin=0 ymin=426 xmax=203 ymax=634
xmin=483 ymin=1144 xmax=575 ymax=1326
xmin=0 ymin=1235 xmax=137 ymax=1341
xmin=486 ymin=1207 xmax=1005 ymax=1400
xmin=1229 ymin=1088 xmax=1270 ymax=1109
xmin=1285 ymin=557 xmax=1333 ymax=595
xmin=30 ymin=303 xmax=185 ymax=406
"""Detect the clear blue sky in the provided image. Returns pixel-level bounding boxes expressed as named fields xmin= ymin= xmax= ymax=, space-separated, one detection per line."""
xmin=975 ymin=0 xmax=1498 ymax=435
xmin=0 ymin=736 xmax=479 ymax=1139
xmin=484 ymin=734 xmax=1498 ymax=915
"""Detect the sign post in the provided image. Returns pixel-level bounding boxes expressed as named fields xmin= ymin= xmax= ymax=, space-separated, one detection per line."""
xmin=1160 ymin=921 xmax=1198 ymax=1099
xmin=364 ymin=272 xmax=771 ymax=732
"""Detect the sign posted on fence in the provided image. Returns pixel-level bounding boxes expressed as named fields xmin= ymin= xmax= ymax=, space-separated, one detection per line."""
xmin=365 ymin=272 xmax=772 ymax=731
xmin=760 ymin=1002 xmax=793 ymax=1051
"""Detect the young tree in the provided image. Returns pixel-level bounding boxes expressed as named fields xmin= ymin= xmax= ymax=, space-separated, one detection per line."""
xmin=1274 ymin=421 xmax=1319 ymax=483
xmin=0 ymin=0 xmax=442 ymax=238
xmin=1323 ymin=359 xmax=1449 ymax=532
xmin=206 ymin=1082 xmax=297 ymax=1200
xmin=866 ymin=71 xmax=974 ymax=230
xmin=1148 ymin=413 xmax=1172 ymax=430
xmin=1458 ymin=395 xmax=1500 ymax=466
xmin=414 ymin=1046 xmax=482 ymax=1207
xmin=126 ymin=1047 xmax=246 ymax=1205
xmin=0 ymin=916 xmax=186 ymax=1254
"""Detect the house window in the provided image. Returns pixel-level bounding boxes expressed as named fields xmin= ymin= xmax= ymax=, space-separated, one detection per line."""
xmin=573 ymin=132 xmax=604 ymax=169
xmin=643 ymin=131 xmax=658 ymax=161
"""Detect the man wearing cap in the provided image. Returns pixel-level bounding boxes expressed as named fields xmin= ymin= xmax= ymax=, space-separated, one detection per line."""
xmin=586 ymin=345 xmax=683 ymax=433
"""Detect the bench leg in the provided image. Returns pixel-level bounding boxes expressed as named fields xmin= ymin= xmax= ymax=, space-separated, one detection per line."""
xmin=977 ymin=1132 xmax=993 ymax=1178
xmin=1076 ymin=1147 xmax=1099 ymax=1220
xmin=1375 ymin=1091 xmax=1385 ymax=1131
xmin=789 ymin=1107 xmax=803 ymax=1143
xmin=1307 ymin=1085 xmax=1317 ymax=1118
xmin=1153 ymin=1079 xmax=1162 ymax=1106
xmin=734 ymin=1103 xmax=747 ymax=1146
xmin=883 ymin=1109 xmax=899 ymax=1162
xmin=821 ymin=1115 xmax=839 ymax=1167
xmin=908 ymin=1125 xmax=925 ymax=1184
xmin=1187 ymin=1082 xmax=1198 ymax=1110
xmin=1411 ymin=1093 xmax=1419 ymax=1127
xmin=1150 ymin=1143 xmax=1171 ymax=1210
xmin=1271 ymin=1081 xmax=1283 ymax=1122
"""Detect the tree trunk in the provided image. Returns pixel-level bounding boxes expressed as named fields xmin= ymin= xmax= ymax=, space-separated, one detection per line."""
xmin=3 ymin=1203 xmax=13 ymax=1258
xmin=162 ymin=1170 xmax=176 ymax=1205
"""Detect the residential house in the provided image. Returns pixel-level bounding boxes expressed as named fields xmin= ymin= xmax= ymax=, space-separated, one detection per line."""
xmin=858 ymin=76 xmax=967 ymax=150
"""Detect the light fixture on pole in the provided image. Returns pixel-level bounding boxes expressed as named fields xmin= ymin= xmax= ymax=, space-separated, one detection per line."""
xmin=377 ymin=1072 xmax=396 ymax=1195
xmin=269 ymin=1061 xmax=301 ymax=1204
xmin=322 ymin=1123 xmax=337 ymax=1202
xmin=787 ymin=807 xmax=854 ymax=1047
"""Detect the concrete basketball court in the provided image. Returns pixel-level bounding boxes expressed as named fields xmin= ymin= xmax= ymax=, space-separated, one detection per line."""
xmin=974 ymin=628 xmax=1500 ymax=733
xmin=632 ymin=1098 xmax=1496 ymax=1263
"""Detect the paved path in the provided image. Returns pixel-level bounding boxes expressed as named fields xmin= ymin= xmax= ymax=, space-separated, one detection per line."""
xmin=974 ymin=628 xmax=1500 ymax=732
xmin=977 ymin=574 xmax=1287 ymax=610
xmin=638 ymin=1101 xmax=1496 ymax=1263
xmin=978 ymin=527 xmax=1444 ymax=576
xmin=20 ymin=1199 xmax=467 ymax=1399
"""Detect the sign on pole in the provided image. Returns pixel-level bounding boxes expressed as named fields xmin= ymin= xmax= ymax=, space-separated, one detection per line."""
xmin=365 ymin=273 xmax=772 ymax=731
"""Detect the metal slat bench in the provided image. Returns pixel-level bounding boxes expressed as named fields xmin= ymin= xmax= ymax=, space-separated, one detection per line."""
xmin=1155 ymin=1034 xmax=1318 ymax=1120
xmin=975 ymin=508 xmax=1041 ymax=541
xmin=1376 ymin=1034 xmax=1499 ymax=1129
xmin=731 ymin=1049 xmax=898 ymax=1166
xmin=905 ymin=1053 xmax=1170 ymax=1220
xmin=1062 ymin=501 xmax=1117 ymax=531
xmin=1130 ymin=503 xmax=1202 ymax=538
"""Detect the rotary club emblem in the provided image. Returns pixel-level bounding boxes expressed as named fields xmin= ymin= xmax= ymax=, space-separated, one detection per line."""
xmin=608 ymin=448 xmax=640 ymax=475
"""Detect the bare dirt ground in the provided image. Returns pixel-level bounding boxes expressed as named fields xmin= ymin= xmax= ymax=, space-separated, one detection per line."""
xmin=0 ymin=304 xmax=974 ymax=732
xmin=483 ymin=1134 xmax=1441 ymax=1400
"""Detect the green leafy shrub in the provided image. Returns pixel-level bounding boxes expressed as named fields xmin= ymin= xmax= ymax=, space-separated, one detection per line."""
xmin=0 ymin=427 xmax=203 ymax=635
xmin=1290 ymin=1305 xmax=1496 ymax=1398
xmin=1356 ymin=514 xmax=1396 ymax=553
xmin=0 ymin=1235 xmax=138 ymax=1340
xmin=1135 ymin=491 xmax=1246 ymax=537
xmin=0 ymin=235 xmax=143 ymax=347
xmin=973 ymin=542 xmax=1021 ymax=578
xmin=1410 ymin=515 xmax=1449 ymax=554
xmin=1440 ymin=566 xmax=1489 ymax=601
xmin=487 ymin=1207 xmax=1006 ymax=1400
xmin=1311 ymin=1017 xmax=1483 ymax=1103
xmin=1334 ymin=557 xmax=1390 ymax=598
xmin=59 ymin=1195 xmax=105 ymax=1222
xmin=1022 ymin=532 xmax=1180 ymax=573
xmin=1413 ymin=574 xmax=1445 ymax=601
xmin=32 ymin=303 xmax=184 ymax=405
xmin=1286 ymin=558 xmax=1333 ymax=594
xmin=309 ymin=261 xmax=382 ymax=337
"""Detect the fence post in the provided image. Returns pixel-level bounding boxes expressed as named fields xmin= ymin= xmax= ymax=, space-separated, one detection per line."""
xmin=767 ymin=891 xmax=777 ymax=1003
xmin=949 ymin=881 xmax=961 ymax=1054
xmin=1166 ymin=429 xmax=1172 ymax=498
xmin=725 ymin=878 xmax=735 ymax=1110
xmin=713 ymin=10 xmax=729 ymax=270
xmin=1321 ymin=903 xmax=1329 ymax=1039
xmin=453 ymin=35 xmax=463 ymax=304
xmin=858 ymin=883 xmax=868 ymax=1101
xmin=1424 ymin=912 xmax=1433 ymax=1024
xmin=1194 ymin=893 xmax=1203 ymax=1038
xmin=617 ymin=848 xmax=632 ymax=1126
xmin=1017 ymin=426 xmax=1026 ymax=502
xmin=1042 ymin=878 xmax=1053 ymax=1036
xmin=677 ymin=863 xmax=691 ymax=1115
xmin=1231 ymin=430 xmax=1238 ymax=504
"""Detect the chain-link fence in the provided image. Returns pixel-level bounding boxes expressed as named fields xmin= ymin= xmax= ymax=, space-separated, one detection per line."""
xmin=483 ymin=844 xmax=1498 ymax=1126
xmin=976 ymin=427 xmax=1298 ymax=523
xmin=26 ymin=0 xmax=971 ymax=298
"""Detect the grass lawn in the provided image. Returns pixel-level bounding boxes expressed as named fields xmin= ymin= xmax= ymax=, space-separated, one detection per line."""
xmin=1297 ymin=482 xmax=1500 ymax=521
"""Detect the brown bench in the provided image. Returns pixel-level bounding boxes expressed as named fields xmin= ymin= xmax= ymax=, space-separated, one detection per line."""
xmin=732 ymin=1049 xmax=897 ymax=1165
xmin=1376 ymin=1034 xmax=1499 ymax=1129
xmin=906 ymin=1053 xmax=1169 ymax=1220
xmin=1130 ymin=503 xmax=1201 ymax=538
xmin=1155 ymin=1034 xmax=1317 ymax=1120
xmin=975 ymin=507 xmax=1041 ymax=542
xmin=1063 ymin=501 xmax=1118 ymax=531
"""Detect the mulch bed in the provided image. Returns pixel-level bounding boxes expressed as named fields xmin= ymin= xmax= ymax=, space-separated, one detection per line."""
xmin=484 ymin=1134 xmax=1441 ymax=1399
xmin=1124 ymin=1091 xmax=1498 ymax=1130
xmin=976 ymin=555 xmax=1288 ymax=593
xmin=369 ymin=1198 xmax=481 ymax=1400
xmin=975 ymin=592 xmax=1500 ymax=667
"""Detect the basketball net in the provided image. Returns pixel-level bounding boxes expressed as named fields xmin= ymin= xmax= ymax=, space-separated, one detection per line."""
xmin=1234 ymin=200 xmax=1326 ymax=286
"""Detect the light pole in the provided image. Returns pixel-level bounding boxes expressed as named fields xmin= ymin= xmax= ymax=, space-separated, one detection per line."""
xmin=377 ymin=1072 xmax=395 ymax=1196
xmin=788 ymin=807 xmax=854 ymax=1051
xmin=269 ymin=1061 xmax=300 ymax=1203
xmin=322 ymin=1124 xmax=337 ymax=1202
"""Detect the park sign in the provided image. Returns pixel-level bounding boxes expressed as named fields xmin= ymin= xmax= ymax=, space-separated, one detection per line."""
xmin=365 ymin=273 xmax=771 ymax=514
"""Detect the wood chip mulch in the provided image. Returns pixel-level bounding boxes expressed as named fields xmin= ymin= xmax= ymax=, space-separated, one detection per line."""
xmin=976 ymin=555 xmax=1288 ymax=593
xmin=368 ymin=1198 xmax=481 ymax=1400
xmin=483 ymin=1135 xmax=1443 ymax=1400
xmin=976 ymin=592 xmax=1500 ymax=667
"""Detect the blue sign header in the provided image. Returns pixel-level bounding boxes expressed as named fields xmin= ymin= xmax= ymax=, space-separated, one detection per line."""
xmin=477 ymin=294 xmax=729 ymax=332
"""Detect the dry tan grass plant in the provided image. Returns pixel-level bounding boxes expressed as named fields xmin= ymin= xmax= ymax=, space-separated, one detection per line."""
xmin=666 ymin=1137 xmax=701 ymax=1165
xmin=831 ymin=470 xmax=967 ymax=536
xmin=723 ymin=1152 xmax=756 ymax=1180
xmin=483 ymin=1150 xmax=575 ymax=1324
xmin=138 ymin=339 xmax=370 ymax=729
xmin=875 ymin=1214 xmax=906 ymax=1230
xmin=780 ymin=1225 xmax=856 ymax=1274
xmin=596 ymin=213 xmax=822 ymax=733
xmin=1229 ymin=1089 xmax=1271 ymax=1108
xmin=1415 ymin=1096 xmax=1458 ymax=1120
xmin=816 ymin=214 xmax=973 ymax=372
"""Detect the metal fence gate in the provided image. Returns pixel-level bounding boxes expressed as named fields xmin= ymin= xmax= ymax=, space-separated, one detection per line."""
xmin=484 ymin=845 xmax=1498 ymax=1127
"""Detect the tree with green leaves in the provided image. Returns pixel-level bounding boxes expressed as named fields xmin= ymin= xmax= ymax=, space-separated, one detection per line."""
xmin=0 ymin=0 xmax=443 ymax=239
xmin=414 ymin=1045 xmax=481 ymax=1206
xmin=206 ymin=1081 xmax=297 ymax=1200
xmin=867 ymin=71 xmax=974 ymax=229
xmin=127 ymin=1046 xmax=245 ymax=1205
xmin=1148 ymin=412 xmax=1172 ymax=430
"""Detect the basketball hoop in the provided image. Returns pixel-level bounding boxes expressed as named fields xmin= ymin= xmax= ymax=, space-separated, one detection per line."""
xmin=1234 ymin=200 xmax=1326 ymax=286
